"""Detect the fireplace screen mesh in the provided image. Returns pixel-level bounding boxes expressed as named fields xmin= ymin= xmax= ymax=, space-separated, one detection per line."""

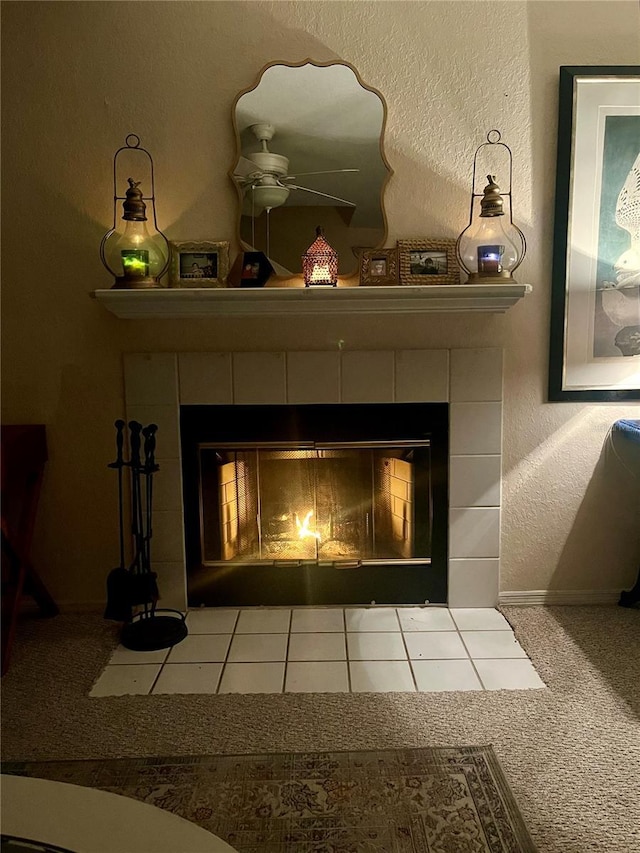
xmin=200 ymin=443 xmax=430 ymax=566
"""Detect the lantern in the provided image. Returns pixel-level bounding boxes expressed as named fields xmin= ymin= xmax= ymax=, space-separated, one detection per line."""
xmin=456 ymin=130 xmax=526 ymax=284
xmin=100 ymin=134 xmax=170 ymax=289
xmin=302 ymin=226 xmax=338 ymax=287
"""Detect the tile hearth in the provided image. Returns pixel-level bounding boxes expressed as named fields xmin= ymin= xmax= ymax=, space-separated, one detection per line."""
xmin=90 ymin=607 xmax=545 ymax=696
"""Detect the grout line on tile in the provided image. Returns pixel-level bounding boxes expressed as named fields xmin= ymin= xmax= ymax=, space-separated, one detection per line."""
xmin=282 ymin=611 xmax=293 ymax=691
xmin=281 ymin=615 xmax=291 ymax=693
xmin=457 ymin=629 xmax=487 ymax=690
xmin=148 ymin=663 xmax=165 ymax=695
xmin=343 ymin=609 xmax=353 ymax=692
xmin=216 ymin=619 xmax=236 ymax=694
xmin=396 ymin=608 xmax=419 ymax=691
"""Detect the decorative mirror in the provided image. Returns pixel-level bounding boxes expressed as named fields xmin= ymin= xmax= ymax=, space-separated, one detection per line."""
xmin=230 ymin=60 xmax=392 ymax=278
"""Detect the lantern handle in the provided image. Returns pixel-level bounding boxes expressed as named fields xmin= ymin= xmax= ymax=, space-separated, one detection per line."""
xmin=107 ymin=133 xmax=163 ymax=236
xmin=112 ymin=134 xmax=156 ymax=201
xmin=469 ymin=129 xmax=515 ymax=218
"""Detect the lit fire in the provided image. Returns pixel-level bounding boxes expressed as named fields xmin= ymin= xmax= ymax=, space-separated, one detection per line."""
xmin=296 ymin=510 xmax=321 ymax=541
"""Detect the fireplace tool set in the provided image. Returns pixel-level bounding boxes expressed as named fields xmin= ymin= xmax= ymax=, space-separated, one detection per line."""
xmin=104 ymin=419 xmax=187 ymax=650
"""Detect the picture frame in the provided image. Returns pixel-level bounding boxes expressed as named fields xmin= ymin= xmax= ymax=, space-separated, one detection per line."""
xmin=227 ymin=251 xmax=274 ymax=288
xmin=397 ymin=239 xmax=460 ymax=286
xmin=358 ymin=248 xmax=399 ymax=286
xmin=169 ymin=241 xmax=230 ymax=288
xmin=549 ymin=67 xmax=640 ymax=401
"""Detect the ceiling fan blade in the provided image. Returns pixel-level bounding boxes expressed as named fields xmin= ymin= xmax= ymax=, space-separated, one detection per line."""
xmin=286 ymin=184 xmax=357 ymax=206
xmin=282 ymin=169 xmax=359 ymax=181
xmin=233 ymin=156 xmax=262 ymax=180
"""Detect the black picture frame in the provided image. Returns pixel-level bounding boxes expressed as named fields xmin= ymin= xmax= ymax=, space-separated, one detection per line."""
xmin=549 ymin=66 xmax=640 ymax=402
xmin=228 ymin=251 xmax=274 ymax=288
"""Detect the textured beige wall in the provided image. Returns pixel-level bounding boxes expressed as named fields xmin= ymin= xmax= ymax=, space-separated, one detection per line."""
xmin=2 ymin=1 xmax=639 ymax=607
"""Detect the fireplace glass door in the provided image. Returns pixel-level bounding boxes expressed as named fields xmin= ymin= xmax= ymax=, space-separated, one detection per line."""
xmin=181 ymin=404 xmax=448 ymax=606
xmin=201 ymin=442 xmax=430 ymax=569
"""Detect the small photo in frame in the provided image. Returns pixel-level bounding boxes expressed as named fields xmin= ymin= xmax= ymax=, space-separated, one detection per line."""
xmin=359 ymin=248 xmax=399 ymax=286
xmin=169 ymin=241 xmax=230 ymax=288
xmin=397 ymin=239 xmax=460 ymax=286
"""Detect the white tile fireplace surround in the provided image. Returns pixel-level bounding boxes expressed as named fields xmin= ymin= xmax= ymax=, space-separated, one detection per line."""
xmin=124 ymin=348 xmax=503 ymax=612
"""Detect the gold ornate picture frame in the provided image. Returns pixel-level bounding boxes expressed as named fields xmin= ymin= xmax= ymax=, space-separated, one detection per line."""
xmin=169 ymin=240 xmax=230 ymax=288
xmin=359 ymin=248 xmax=399 ymax=286
xmin=397 ymin=239 xmax=460 ymax=286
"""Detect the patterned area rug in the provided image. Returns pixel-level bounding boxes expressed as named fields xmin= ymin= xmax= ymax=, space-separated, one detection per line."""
xmin=2 ymin=746 xmax=536 ymax=852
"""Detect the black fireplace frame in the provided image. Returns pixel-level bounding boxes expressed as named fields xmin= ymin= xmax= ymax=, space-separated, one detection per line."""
xmin=180 ymin=403 xmax=448 ymax=606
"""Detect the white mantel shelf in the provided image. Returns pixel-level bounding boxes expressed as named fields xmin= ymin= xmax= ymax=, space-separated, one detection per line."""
xmin=92 ymin=283 xmax=532 ymax=319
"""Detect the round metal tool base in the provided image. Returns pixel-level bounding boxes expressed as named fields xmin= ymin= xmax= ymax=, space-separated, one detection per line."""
xmin=121 ymin=613 xmax=188 ymax=651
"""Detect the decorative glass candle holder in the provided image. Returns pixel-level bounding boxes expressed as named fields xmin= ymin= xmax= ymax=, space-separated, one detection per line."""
xmin=302 ymin=226 xmax=338 ymax=287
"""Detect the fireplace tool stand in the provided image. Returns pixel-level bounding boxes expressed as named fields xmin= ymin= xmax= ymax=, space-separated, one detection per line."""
xmin=105 ymin=419 xmax=187 ymax=651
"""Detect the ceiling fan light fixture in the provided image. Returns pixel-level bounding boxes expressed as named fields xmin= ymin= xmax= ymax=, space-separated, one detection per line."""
xmin=250 ymin=183 xmax=290 ymax=211
xmin=302 ymin=226 xmax=338 ymax=287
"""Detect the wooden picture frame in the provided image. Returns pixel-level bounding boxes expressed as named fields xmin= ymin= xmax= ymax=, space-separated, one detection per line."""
xmin=549 ymin=66 xmax=640 ymax=401
xmin=169 ymin=241 xmax=230 ymax=288
xmin=358 ymin=248 xmax=399 ymax=286
xmin=397 ymin=239 xmax=460 ymax=286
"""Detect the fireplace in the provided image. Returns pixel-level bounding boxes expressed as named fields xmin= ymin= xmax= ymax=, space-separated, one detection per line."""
xmin=123 ymin=347 xmax=503 ymax=611
xmin=181 ymin=404 xmax=448 ymax=606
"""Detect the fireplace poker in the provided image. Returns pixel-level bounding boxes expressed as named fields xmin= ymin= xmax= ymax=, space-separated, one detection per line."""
xmin=104 ymin=419 xmax=133 ymax=622
xmin=112 ymin=419 xmax=126 ymax=571
xmin=127 ymin=420 xmax=156 ymax=607
xmin=127 ymin=420 xmax=143 ymax=577
xmin=141 ymin=423 xmax=160 ymax=612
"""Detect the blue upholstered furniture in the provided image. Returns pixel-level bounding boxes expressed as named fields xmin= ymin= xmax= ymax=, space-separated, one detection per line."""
xmin=611 ymin=420 xmax=640 ymax=608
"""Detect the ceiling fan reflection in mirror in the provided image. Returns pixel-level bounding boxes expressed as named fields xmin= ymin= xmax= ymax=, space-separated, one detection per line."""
xmin=233 ymin=123 xmax=358 ymax=255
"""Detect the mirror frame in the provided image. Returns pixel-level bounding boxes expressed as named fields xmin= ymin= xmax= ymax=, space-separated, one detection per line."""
xmin=229 ymin=58 xmax=394 ymax=282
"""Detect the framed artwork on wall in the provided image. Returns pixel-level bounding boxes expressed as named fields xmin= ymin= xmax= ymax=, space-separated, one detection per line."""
xmin=549 ymin=66 xmax=640 ymax=401
xmin=397 ymin=239 xmax=460 ymax=286
xmin=169 ymin=241 xmax=230 ymax=288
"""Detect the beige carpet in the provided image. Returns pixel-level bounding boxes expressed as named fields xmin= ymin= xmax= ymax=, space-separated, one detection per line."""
xmin=2 ymin=746 xmax=536 ymax=852
xmin=1 ymin=606 xmax=639 ymax=852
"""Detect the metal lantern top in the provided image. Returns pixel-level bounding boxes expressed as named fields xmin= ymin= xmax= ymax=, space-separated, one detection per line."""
xmin=302 ymin=226 xmax=338 ymax=286
xmin=122 ymin=178 xmax=148 ymax=222
xmin=479 ymin=175 xmax=504 ymax=217
xmin=465 ymin=130 xmax=519 ymax=224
